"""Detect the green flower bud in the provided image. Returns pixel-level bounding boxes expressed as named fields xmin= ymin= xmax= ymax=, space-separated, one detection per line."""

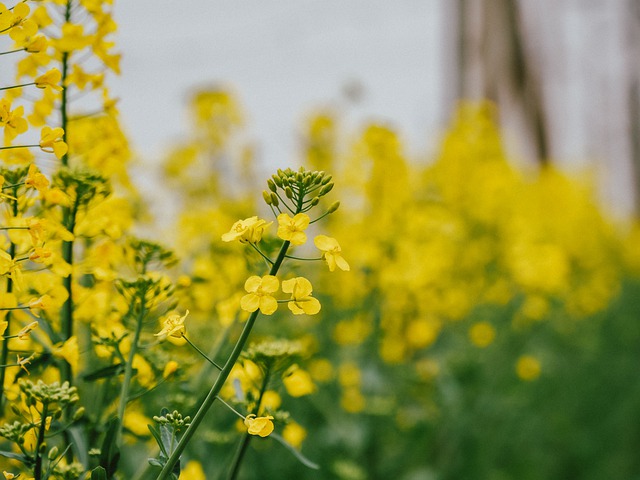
xmin=320 ymin=182 xmax=334 ymax=196
xmin=48 ymin=446 xmax=59 ymax=460
xmin=321 ymin=174 xmax=332 ymax=185
xmin=296 ymin=172 xmax=304 ymax=183
xmin=267 ymin=179 xmax=277 ymax=192
xmin=282 ymin=177 xmax=290 ymax=187
xmin=303 ymin=175 xmax=312 ymax=187
xmin=73 ymin=407 xmax=85 ymax=421
xmin=310 ymin=197 xmax=320 ymax=207
xmin=272 ymin=175 xmax=283 ymax=188
xmin=328 ymin=201 xmax=340 ymax=213
xmin=285 ymin=186 xmax=294 ymax=199
xmin=262 ymin=190 xmax=272 ymax=205
xmin=270 ymin=193 xmax=279 ymax=207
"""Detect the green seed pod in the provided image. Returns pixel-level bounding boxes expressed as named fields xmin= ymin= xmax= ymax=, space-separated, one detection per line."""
xmin=48 ymin=446 xmax=59 ymax=460
xmin=267 ymin=179 xmax=277 ymax=192
xmin=11 ymin=404 xmax=21 ymax=416
xmin=285 ymin=186 xmax=294 ymax=199
xmin=262 ymin=190 xmax=272 ymax=205
xmin=328 ymin=201 xmax=340 ymax=213
xmin=270 ymin=193 xmax=279 ymax=206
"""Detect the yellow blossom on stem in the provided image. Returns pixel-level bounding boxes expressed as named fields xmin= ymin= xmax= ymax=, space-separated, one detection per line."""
xmin=25 ymin=164 xmax=49 ymax=193
xmin=17 ymin=321 xmax=38 ymax=340
xmin=282 ymin=421 xmax=307 ymax=449
xmin=29 ymin=246 xmax=52 ymax=263
xmin=221 ymin=216 xmax=272 ymax=243
xmin=154 ymin=310 xmax=189 ymax=346
xmin=163 ymin=360 xmax=179 ymax=379
xmin=240 ymin=275 xmax=279 ymax=315
xmin=25 ymin=34 xmax=47 ymax=53
xmin=0 ymin=250 xmax=15 ymax=275
xmin=35 ymin=68 xmax=63 ymax=91
xmin=277 ymin=213 xmax=310 ymax=246
xmin=39 ymin=127 xmax=68 ymax=159
xmin=16 ymin=353 xmax=33 ymax=374
xmin=0 ymin=99 xmax=28 ymax=141
xmin=244 ymin=414 xmax=274 ymax=437
xmin=314 ymin=235 xmax=350 ymax=272
xmin=28 ymin=294 xmax=51 ymax=317
xmin=281 ymin=277 xmax=321 ymax=315
xmin=53 ymin=336 xmax=79 ymax=373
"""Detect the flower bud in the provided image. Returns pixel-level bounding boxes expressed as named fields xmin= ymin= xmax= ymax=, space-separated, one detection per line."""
xmin=321 ymin=174 xmax=332 ymax=185
xmin=267 ymin=179 xmax=277 ymax=192
xmin=327 ymin=201 xmax=340 ymax=213
xmin=73 ymin=407 xmax=85 ymax=421
xmin=310 ymin=197 xmax=320 ymax=207
xmin=320 ymin=182 xmax=334 ymax=196
xmin=272 ymin=175 xmax=283 ymax=188
xmin=270 ymin=193 xmax=279 ymax=207
xmin=48 ymin=446 xmax=59 ymax=460
xmin=262 ymin=190 xmax=272 ymax=205
xmin=296 ymin=172 xmax=304 ymax=183
xmin=285 ymin=186 xmax=294 ymax=199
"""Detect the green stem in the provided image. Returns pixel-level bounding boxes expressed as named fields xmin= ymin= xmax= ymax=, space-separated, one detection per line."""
xmin=60 ymin=197 xmax=79 ymax=384
xmin=0 ymin=188 xmax=18 ymax=416
xmin=116 ymin=289 xmax=147 ymax=443
xmin=157 ymin=240 xmax=291 ymax=479
xmin=33 ymin=402 xmax=49 ymax=480
xmin=60 ymin=0 xmax=72 ymax=167
xmin=227 ymin=368 xmax=271 ymax=480
xmin=182 ymin=334 xmax=223 ymax=370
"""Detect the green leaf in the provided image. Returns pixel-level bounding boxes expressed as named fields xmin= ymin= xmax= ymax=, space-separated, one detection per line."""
xmin=99 ymin=417 xmax=121 ymax=479
xmin=0 ymin=450 xmax=28 ymax=462
xmin=90 ymin=466 xmax=108 ymax=480
xmin=271 ymin=432 xmax=320 ymax=470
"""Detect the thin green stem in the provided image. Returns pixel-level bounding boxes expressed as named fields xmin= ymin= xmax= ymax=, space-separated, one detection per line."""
xmin=0 ymin=145 xmax=39 ymax=150
xmin=60 ymin=0 xmax=72 ymax=167
xmin=249 ymin=242 xmax=274 ymax=265
xmin=60 ymin=197 xmax=78 ymax=385
xmin=0 ymin=188 xmax=18 ymax=416
xmin=116 ymin=289 xmax=146 ymax=443
xmin=182 ymin=334 xmax=223 ymax=370
xmin=157 ymin=240 xmax=291 ymax=479
xmin=0 ymin=82 xmax=35 ymax=91
xmin=33 ymin=402 xmax=49 ymax=480
xmin=227 ymin=368 xmax=271 ymax=480
xmin=284 ymin=254 xmax=322 ymax=261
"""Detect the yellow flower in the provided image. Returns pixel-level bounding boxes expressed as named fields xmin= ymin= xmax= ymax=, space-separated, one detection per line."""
xmin=53 ymin=336 xmax=79 ymax=373
xmin=282 ymin=421 xmax=307 ymax=449
xmin=55 ymin=22 xmax=91 ymax=52
xmin=3 ymin=471 xmax=18 ymax=479
xmin=244 ymin=414 xmax=274 ymax=437
xmin=25 ymin=164 xmax=50 ymax=193
xmin=283 ymin=365 xmax=316 ymax=397
xmin=240 ymin=275 xmax=279 ymax=315
xmin=154 ymin=310 xmax=189 ymax=346
xmin=16 ymin=353 xmax=34 ymax=374
xmin=28 ymin=294 xmax=51 ymax=317
xmin=281 ymin=277 xmax=321 ymax=315
xmin=277 ymin=213 xmax=310 ymax=245
xmin=39 ymin=127 xmax=68 ymax=159
xmin=17 ymin=321 xmax=38 ymax=340
xmin=29 ymin=246 xmax=52 ymax=263
xmin=179 ymin=461 xmax=206 ymax=480
xmin=221 ymin=216 xmax=272 ymax=243
xmin=314 ymin=235 xmax=350 ymax=272
xmin=35 ymin=68 xmax=63 ymax=91
xmin=0 ymin=99 xmax=28 ymax=141
xmin=163 ymin=360 xmax=179 ymax=379
xmin=25 ymin=35 xmax=48 ymax=53
xmin=516 ymin=355 xmax=541 ymax=381
xmin=0 ymin=250 xmax=15 ymax=275
xmin=469 ymin=321 xmax=496 ymax=348
xmin=0 ymin=321 xmax=7 ymax=339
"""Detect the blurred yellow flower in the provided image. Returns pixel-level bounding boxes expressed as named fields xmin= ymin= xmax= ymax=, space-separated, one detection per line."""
xmin=35 ymin=68 xmax=63 ymax=91
xmin=163 ymin=360 xmax=179 ymax=379
xmin=39 ymin=127 xmax=68 ymax=159
xmin=53 ymin=336 xmax=79 ymax=373
xmin=283 ymin=365 xmax=316 ymax=397
xmin=469 ymin=321 xmax=496 ymax=348
xmin=244 ymin=414 xmax=274 ymax=437
xmin=17 ymin=321 xmax=38 ymax=340
xmin=277 ymin=213 xmax=309 ymax=245
xmin=282 ymin=421 xmax=307 ymax=449
xmin=516 ymin=355 xmax=541 ymax=381
xmin=281 ymin=277 xmax=321 ymax=315
xmin=314 ymin=235 xmax=349 ymax=272
xmin=180 ymin=461 xmax=206 ymax=480
xmin=240 ymin=275 xmax=279 ymax=315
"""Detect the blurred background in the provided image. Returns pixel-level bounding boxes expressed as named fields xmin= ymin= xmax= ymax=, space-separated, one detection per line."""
xmin=107 ymin=2 xmax=640 ymax=479
xmin=112 ymin=0 xmax=640 ymax=220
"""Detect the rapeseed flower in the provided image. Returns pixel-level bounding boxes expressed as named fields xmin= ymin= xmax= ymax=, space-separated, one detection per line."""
xmin=314 ymin=235 xmax=349 ymax=272
xmin=221 ymin=216 xmax=271 ymax=243
xmin=281 ymin=277 xmax=321 ymax=315
xmin=277 ymin=213 xmax=309 ymax=245
xmin=240 ymin=275 xmax=279 ymax=315
xmin=155 ymin=310 xmax=189 ymax=346
xmin=244 ymin=414 xmax=274 ymax=437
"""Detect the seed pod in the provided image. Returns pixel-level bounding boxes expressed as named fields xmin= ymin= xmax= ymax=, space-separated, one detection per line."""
xmin=48 ymin=446 xmax=59 ymax=460
xmin=73 ymin=407 xmax=85 ymax=421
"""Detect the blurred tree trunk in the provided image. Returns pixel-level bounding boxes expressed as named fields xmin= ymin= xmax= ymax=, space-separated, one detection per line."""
xmin=455 ymin=0 xmax=549 ymax=166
